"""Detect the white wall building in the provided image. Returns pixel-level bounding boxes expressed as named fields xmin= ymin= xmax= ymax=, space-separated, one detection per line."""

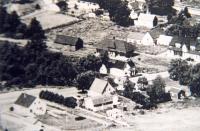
xmin=13 ymin=93 xmax=46 ymax=116
xmin=134 ymin=13 xmax=158 ymax=28
xmin=157 ymin=35 xmax=173 ymax=46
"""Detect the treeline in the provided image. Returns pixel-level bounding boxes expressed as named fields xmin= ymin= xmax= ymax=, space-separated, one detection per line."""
xmin=147 ymin=0 xmax=176 ymax=15
xmin=39 ymin=90 xmax=77 ymax=108
xmin=0 ymin=6 xmax=45 ymax=40
xmin=0 ymin=40 xmax=103 ymax=88
xmin=168 ymin=59 xmax=200 ymax=96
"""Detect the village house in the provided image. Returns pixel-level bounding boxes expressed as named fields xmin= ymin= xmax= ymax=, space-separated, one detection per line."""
xmin=167 ymin=36 xmax=200 ymax=61
xmin=88 ymin=78 xmax=116 ymax=97
xmin=127 ymin=32 xmax=155 ymax=46
xmin=96 ymin=38 xmax=136 ymax=59
xmin=54 ymin=35 xmax=84 ymax=51
xmin=83 ymin=78 xmax=119 ymax=111
xmin=99 ymin=59 xmax=136 ymax=77
xmin=157 ymin=35 xmax=173 ymax=46
xmin=134 ymin=13 xmax=158 ymax=29
xmin=13 ymin=93 xmax=46 ymax=116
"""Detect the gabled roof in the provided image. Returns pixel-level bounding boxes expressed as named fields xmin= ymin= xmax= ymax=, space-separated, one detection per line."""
xmin=55 ymin=35 xmax=81 ymax=46
xmin=89 ymin=78 xmax=112 ymax=95
xmin=97 ymin=39 xmax=135 ymax=54
xmin=15 ymin=93 xmax=36 ymax=108
xmin=149 ymin=28 xmax=164 ymax=40
xmin=138 ymin=13 xmax=156 ymax=22
xmin=169 ymin=36 xmax=183 ymax=46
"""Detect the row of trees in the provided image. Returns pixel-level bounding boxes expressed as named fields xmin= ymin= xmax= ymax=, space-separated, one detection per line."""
xmin=39 ymin=90 xmax=77 ymax=108
xmin=168 ymin=59 xmax=200 ymax=96
xmin=0 ymin=6 xmax=45 ymax=40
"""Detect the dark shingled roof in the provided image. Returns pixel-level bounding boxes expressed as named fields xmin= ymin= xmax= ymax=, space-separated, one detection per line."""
xmin=15 ymin=93 xmax=36 ymax=108
xmin=108 ymin=59 xmax=135 ymax=70
xmin=55 ymin=35 xmax=80 ymax=46
xmin=97 ymin=39 xmax=135 ymax=54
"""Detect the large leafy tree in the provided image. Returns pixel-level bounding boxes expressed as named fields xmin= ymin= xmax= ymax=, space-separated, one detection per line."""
xmin=26 ymin=17 xmax=46 ymax=41
xmin=97 ymin=0 xmax=131 ymax=26
xmin=76 ymin=71 xmax=96 ymax=92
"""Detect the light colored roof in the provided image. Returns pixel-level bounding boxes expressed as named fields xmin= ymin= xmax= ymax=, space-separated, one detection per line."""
xmin=158 ymin=35 xmax=173 ymax=42
xmin=138 ymin=13 xmax=156 ymax=22
xmin=127 ymin=32 xmax=146 ymax=40
xmin=91 ymin=95 xmax=113 ymax=106
xmin=89 ymin=78 xmax=109 ymax=94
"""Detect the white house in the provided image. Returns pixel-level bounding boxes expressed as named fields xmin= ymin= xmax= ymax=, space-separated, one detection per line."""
xmin=83 ymin=95 xmax=119 ymax=112
xmin=134 ymin=13 xmax=158 ymax=28
xmin=127 ymin=32 xmax=146 ymax=44
xmin=167 ymin=36 xmax=200 ymax=61
xmin=88 ymin=78 xmax=116 ymax=97
xmin=127 ymin=32 xmax=155 ymax=46
xmin=99 ymin=59 xmax=136 ymax=77
xmin=13 ymin=93 xmax=46 ymax=116
xmin=157 ymin=35 xmax=173 ymax=46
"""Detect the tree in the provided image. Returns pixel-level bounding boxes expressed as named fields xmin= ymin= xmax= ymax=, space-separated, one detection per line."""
xmin=56 ymin=1 xmax=68 ymax=11
xmin=26 ymin=17 xmax=46 ymax=41
xmin=168 ymin=59 xmax=188 ymax=81
xmin=137 ymin=77 xmax=148 ymax=91
xmin=3 ymin=11 xmax=20 ymax=33
xmin=147 ymin=0 xmax=175 ymax=15
xmin=0 ymin=6 xmax=7 ymax=32
xmin=76 ymin=71 xmax=96 ymax=92
xmin=96 ymin=0 xmax=132 ymax=26
xmin=147 ymin=76 xmax=166 ymax=103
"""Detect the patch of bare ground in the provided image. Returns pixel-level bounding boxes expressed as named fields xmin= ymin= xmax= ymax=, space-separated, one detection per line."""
xmin=132 ymin=53 xmax=170 ymax=73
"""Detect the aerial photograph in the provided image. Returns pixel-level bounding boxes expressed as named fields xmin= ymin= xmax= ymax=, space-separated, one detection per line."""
xmin=0 ymin=0 xmax=200 ymax=131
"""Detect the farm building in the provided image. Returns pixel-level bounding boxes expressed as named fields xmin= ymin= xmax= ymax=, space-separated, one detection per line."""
xmin=83 ymin=95 xmax=119 ymax=112
xmin=127 ymin=32 xmax=155 ymax=46
xmin=13 ymin=93 xmax=46 ymax=116
xmin=134 ymin=13 xmax=158 ymax=28
xmin=88 ymin=78 xmax=116 ymax=97
xmin=99 ymin=59 xmax=136 ymax=77
xmin=96 ymin=38 xmax=136 ymax=59
xmin=54 ymin=35 xmax=84 ymax=51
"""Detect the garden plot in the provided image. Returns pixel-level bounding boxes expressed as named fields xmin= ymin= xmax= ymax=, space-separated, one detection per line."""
xmin=21 ymin=10 xmax=79 ymax=30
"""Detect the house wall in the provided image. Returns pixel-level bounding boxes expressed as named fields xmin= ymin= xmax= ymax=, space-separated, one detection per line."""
xmin=13 ymin=104 xmax=33 ymax=117
xmin=84 ymin=96 xmax=119 ymax=112
xmin=135 ymin=20 xmax=154 ymax=28
xmin=29 ymin=98 xmax=46 ymax=115
xmin=141 ymin=33 xmax=154 ymax=46
xmin=99 ymin=64 xmax=108 ymax=74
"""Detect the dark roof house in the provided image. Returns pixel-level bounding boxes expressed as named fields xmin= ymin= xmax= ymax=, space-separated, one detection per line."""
xmin=97 ymin=38 xmax=135 ymax=57
xmin=15 ymin=93 xmax=36 ymax=108
xmin=55 ymin=35 xmax=83 ymax=50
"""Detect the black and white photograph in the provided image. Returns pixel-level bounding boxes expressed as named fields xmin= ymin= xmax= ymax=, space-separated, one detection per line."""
xmin=0 ymin=0 xmax=200 ymax=131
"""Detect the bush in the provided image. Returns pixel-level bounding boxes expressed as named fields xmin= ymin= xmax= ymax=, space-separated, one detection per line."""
xmin=10 ymin=106 xmax=14 ymax=111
